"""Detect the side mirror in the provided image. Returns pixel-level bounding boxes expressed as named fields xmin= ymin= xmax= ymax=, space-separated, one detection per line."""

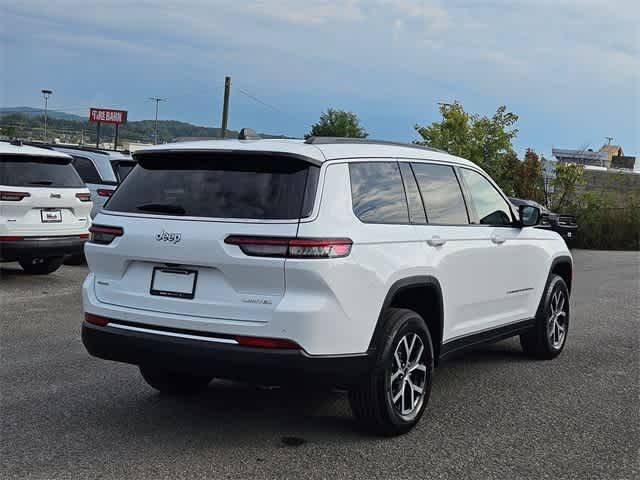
xmin=519 ymin=205 xmax=541 ymax=227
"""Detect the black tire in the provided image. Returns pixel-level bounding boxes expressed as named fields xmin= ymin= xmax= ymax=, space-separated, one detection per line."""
xmin=19 ymin=257 xmax=63 ymax=275
xmin=520 ymin=274 xmax=570 ymax=359
xmin=349 ymin=308 xmax=434 ymax=436
xmin=140 ymin=366 xmax=213 ymax=394
xmin=64 ymin=253 xmax=86 ymax=265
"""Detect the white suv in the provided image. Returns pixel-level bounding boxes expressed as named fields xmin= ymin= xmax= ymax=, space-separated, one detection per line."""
xmin=82 ymin=135 xmax=572 ymax=435
xmin=0 ymin=141 xmax=92 ymax=274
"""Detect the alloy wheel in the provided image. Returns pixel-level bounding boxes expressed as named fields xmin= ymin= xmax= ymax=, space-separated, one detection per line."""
xmin=548 ymin=288 xmax=567 ymax=349
xmin=388 ymin=333 xmax=428 ymax=420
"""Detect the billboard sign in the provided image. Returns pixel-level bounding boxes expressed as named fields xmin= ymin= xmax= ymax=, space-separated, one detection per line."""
xmin=89 ymin=108 xmax=127 ymax=125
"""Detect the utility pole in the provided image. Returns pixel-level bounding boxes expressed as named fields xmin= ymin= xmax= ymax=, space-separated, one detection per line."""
xmin=220 ymin=76 xmax=231 ymax=139
xmin=149 ymin=97 xmax=165 ymax=145
xmin=41 ymin=89 xmax=53 ymax=141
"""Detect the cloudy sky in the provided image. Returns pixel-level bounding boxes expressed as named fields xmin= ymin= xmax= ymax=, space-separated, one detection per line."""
xmin=2 ymin=0 xmax=638 ymax=155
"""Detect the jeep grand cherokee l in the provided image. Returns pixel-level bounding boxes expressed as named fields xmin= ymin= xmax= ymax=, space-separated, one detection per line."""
xmin=82 ymin=135 xmax=572 ymax=436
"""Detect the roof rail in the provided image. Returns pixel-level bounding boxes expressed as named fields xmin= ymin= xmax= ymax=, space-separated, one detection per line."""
xmin=304 ymin=136 xmax=447 ymax=154
xmin=23 ymin=142 xmax=115 ymax=155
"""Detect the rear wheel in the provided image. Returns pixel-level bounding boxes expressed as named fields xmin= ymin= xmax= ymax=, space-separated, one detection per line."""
xmin=140 ymin=366 xmax=213 ymax=394
xmin=349 ymin=308 xmax=434 ymax=436
xmin=19 ymin=257 xmax=63 ymax=275
xmin=520 ymin=274 xmax=569 ymax=359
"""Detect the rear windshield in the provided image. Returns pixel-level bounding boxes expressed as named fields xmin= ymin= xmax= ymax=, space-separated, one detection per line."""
xmin=0 ymin=154 xmax=85 ymax=188
xmin=111 ymin=160 xmax=136 ymax=183
xmin=105 ymin=152 xmax=319 ymax=220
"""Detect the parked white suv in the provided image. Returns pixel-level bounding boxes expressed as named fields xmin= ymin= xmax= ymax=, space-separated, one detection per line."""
xmin=0 ymin=141 xmax=92 ymax=274
xmin=82 ymin=135 xmax=573 ymax=435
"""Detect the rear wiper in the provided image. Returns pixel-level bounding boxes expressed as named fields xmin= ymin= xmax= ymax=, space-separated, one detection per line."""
xmin=136 ymin=203 xmax=186 ymax=215
xmin=28 ymin=180 xmax=53 ymax=185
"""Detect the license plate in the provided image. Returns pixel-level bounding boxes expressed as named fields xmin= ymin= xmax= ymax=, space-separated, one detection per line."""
xmin=150 ymin=267 xmax=198 ymax=299
xmin=41 ymin=209 xmax=62 ymax=223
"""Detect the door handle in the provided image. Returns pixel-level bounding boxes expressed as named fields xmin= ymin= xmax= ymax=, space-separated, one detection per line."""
xmin=491 ymin=234 xmax=506 ymax=245
xmin=427 ymin=236 xmax=447 ymax=247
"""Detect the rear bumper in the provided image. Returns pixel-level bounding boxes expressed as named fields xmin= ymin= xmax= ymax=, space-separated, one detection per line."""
xmin=0 ymin=236 xmax=86 ymax=262
xmin=82 ymin=321 xmax=372 ymax=386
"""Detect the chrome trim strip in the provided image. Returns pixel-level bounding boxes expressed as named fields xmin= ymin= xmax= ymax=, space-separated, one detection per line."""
xmin=107 ymin=323 xmax=239 ymax=344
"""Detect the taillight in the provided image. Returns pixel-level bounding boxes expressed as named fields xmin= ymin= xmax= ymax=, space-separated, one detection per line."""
xmin=0 ymin=235 xmax=24 ymax=241
xmin=97 ymin=189 xmax=114 ymax=197
xmin=234 ymin=336 xmax=300 ymax=349
xmin=0 ymin=191 xmax=30 ymax=201
xmin=224 ymin=236 xmax=352 ymax=258
xmin=85 ymin=313 xmax=109 ymax=326
xmin=89 ymin=225 xmax=123 ymax=245
xmin=76 ymin=192 xmax=91 ymax=202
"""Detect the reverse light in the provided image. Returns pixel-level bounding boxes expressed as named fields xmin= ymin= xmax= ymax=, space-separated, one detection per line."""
xmin=234 ymin=336 xmax=300 ymax=349
xmin=89 ymin=225 xmax=123 ymax=245
xmin=85 ymin=313 xmax=109 ymax=326
xmin=0 ymin=191 xmax=30 ymax=201
xmin=224 ymin=236 xmax=353 ymax=258
xmin=76 ymin=192 xmax=91 ymax=202
xmin=97 ymin=189 xmax=114 ymax=197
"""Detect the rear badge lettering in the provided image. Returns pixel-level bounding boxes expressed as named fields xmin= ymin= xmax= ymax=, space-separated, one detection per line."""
xmin=156 ymin=230 xmax=182 ymax=244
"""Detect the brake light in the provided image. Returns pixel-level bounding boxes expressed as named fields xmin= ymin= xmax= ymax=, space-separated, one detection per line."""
xmin=76 ymin=192 xmax=91 ymax=202
xmin=97 ymin=189 xmax=114 ymax=197
xmin=85 ymin=313 xmax=109 ymax=326
xmin=79 ymin=233 xmax=90 ymax=239
xmin=89 ymin=225 xmax=123 ymax=245
xmin=0 ymin=235 xmax=24 ymax=241
xmin=224 ymin=236 xmax=352 ymax=258
xmin=0 ymin=191 xmax=30 ymax=201
xmin=234 ymin=336 xmax=300 ymax=349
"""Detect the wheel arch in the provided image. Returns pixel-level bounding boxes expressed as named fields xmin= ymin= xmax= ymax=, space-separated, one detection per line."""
xmin=550 ymin=255 xmax=573 ymax=295
xmin=368 ymin=276 xmax=444 ymax=364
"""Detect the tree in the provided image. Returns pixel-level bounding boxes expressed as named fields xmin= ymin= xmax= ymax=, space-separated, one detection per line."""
xmin=1 ymin=125 xmax=18 ymax=138
xmin=415 ymin=102 xmax=519 ymax=184
xmin=551 ymin=162 xmax=585 ymax=211
xmin=499 ymin=151 xmax=522 ymax=196
xmin=307 ymin=108 xmax=368 ymax=138
xmin=518 ymin=149 xmax=545 ymax=203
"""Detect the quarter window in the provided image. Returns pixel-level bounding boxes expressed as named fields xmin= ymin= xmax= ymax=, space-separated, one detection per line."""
xmin=411 ymin=163 xmax=469 ymax=225
xmin=349 ymin=162 xmax=409 ymax=224
xmin=72 ymin=156 xmax=101 ymax=184
xmin=459 ymin=168 xmax=513 ymax=226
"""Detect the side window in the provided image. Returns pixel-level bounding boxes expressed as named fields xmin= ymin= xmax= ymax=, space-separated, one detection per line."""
xmin=459 ymin=168 xmax=513 ymax=226
xmin=411 ymin=163 xmax=469 ymax=224
xmin=349 ymin=162 xmax=409 ymax=224
xmin=399 ymin=163 xmax=426 ymax=224
xmin=72 ymin=156 xmax=101 ymax=184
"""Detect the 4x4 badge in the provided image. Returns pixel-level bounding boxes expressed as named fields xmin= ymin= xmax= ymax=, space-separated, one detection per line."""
xmin=156 ymin=229 xmax=181 ymax=244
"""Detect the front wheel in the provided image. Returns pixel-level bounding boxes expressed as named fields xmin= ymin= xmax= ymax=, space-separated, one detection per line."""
xmin=19 ymin=257 xmax=63 ymax=275
xmin=140 ymin=366 xmax=213 ymax=394
xmin=520 ymin=274 xmax=570 ymax=359
xmin=349 ymin=308 xmax=434 ymax=436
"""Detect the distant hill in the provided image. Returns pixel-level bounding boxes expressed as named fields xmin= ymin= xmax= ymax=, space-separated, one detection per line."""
xmin=0 ymin=107 xmax=290 ymax=144
xmin=0 ymin=106 xmax=86 ymax=121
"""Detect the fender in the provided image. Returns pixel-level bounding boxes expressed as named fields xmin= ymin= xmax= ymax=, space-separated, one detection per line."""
xmin=367 ymin=275 xmax=444 ymax=357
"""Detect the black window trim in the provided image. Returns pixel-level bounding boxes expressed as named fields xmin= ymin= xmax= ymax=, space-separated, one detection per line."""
xmin=343 ymin=157 xmax=517 ymax=228
xmin=398 ymin=162 xmax=427 ymax=225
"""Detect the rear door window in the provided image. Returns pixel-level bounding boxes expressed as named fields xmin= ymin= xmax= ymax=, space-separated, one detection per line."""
xmin=72 ymin=156 xmax=102 ymax=184
xmin=349 ymin=162 xmax=409 ymax=224
xmin=105 ymin=152 xmax=319 ymax=220
xmin=0 ymin=154 xmax=85 ymax=188
xmin=411 ymin=163 xmax=469 ymax=225
xmin=399 ymin=162 xmax=427 ymax=224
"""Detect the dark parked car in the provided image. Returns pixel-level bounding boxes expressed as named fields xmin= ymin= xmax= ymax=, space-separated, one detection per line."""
xmin=510 ymin=198 xmax=577 ymax=246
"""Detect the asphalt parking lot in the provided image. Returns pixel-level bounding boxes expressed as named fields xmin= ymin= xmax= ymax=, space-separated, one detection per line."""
xmin=1 ymin=250 xmax=638 ymax=480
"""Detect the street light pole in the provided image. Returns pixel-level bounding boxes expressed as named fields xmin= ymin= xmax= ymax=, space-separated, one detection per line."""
xmin=149 ymin=97 xmax=165 ymax=145
xmin=41 ymin=89 xmax=53 ymax=140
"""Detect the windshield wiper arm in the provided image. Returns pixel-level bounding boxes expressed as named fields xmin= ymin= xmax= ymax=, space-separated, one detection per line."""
xmin=136 ymin=203 xmax=186 ymax=215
